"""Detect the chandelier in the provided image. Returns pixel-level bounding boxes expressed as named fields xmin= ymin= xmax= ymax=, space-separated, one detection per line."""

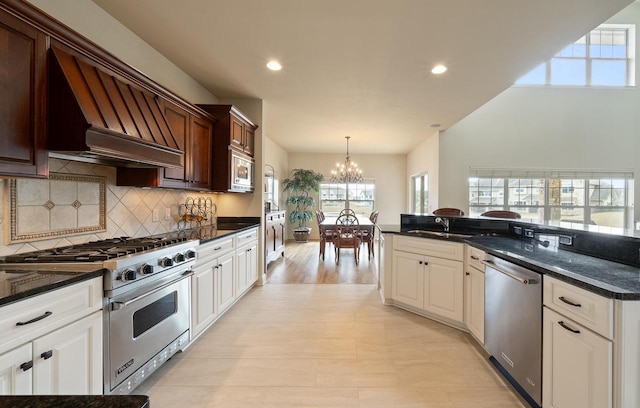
xmin=330 ymin=136 xmax=363 ymax=183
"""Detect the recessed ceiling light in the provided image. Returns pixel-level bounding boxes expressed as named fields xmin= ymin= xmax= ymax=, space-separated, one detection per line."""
xmin=266 ymin=60 xmax=282 ymax=71
xmin=431 ymin=65 xmax=447 ymax=75
xmin=430 ymin=123 xmax=441 ymax=128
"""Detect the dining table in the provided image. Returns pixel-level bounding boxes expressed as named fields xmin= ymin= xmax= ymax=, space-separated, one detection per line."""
xmin=318 ymin=215 xmax=375 ymax=260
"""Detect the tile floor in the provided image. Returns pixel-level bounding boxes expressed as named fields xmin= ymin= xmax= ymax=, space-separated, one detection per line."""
xmin=135 ymin=284 xmax=526 ymax=407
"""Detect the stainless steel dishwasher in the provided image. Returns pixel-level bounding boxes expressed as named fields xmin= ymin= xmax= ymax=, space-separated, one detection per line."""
xmin=483 ymin=254 xmax=542 ymax=408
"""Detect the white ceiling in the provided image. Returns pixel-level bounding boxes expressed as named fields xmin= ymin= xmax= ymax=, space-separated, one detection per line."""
xmin=91 ymin=0 xmax=632 ymax=154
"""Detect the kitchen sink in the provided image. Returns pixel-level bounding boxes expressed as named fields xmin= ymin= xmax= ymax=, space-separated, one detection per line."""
xmin=404 ymin=230 xmax=473 ymax=239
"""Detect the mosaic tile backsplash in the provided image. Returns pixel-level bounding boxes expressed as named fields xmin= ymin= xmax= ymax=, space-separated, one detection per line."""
xmin=0 ymin=158 xmax=218 ymax=256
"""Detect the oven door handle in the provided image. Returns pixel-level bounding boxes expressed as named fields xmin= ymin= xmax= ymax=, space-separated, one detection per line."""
xmin=111 ymin=271 xmax=194 ymax=311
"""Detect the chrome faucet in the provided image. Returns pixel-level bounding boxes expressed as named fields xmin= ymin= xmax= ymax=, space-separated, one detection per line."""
xmin=434 ymin=217 xmax=450 ymax=232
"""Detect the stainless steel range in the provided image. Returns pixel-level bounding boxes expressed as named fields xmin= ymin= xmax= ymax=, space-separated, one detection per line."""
xmin=1 ymin=234 xmax=197 ymax=395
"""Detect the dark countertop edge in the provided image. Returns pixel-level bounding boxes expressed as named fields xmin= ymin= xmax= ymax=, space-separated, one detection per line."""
xmin=0 ymin=268 xmax=106 ymax=308
xmin=379 ymin=225 xmax=640 ymax=300
xmin=196 ymin=223 xmax=260 ymax=245
xmin=0 ymin=395 xmax=149 ymax=408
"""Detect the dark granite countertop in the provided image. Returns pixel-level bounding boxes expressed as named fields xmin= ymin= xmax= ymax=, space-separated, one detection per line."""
xmin=0 ymin=395 xmax=149 ymax=408
xmin=466 ymin=236 xmax=640 ymax=300
xmin=379 ymin=223 xmax=640 ymax=300
xmin=0 ymin=268 xmax=105 ymax=307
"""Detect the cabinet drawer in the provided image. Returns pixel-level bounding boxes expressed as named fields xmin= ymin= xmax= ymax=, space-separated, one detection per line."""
xmin=394 ymin=235 xmax=463 ymax=261
xmin=235 ymin=227 xmax=258 ymax=248
xmin=543 ymin=275 xmax=613 ymax=339
xmin=195 ymin=236 xmax=235 ymax=265
xmin=466 ymin=245 xmax=486 ymax=271
xmin=0 ymin=277 xmax=102 ymax=355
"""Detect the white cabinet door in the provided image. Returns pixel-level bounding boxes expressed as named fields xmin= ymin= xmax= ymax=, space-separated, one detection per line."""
xmin=465 ymin=266 xmax=485 ymax=344
xmin=235 ymin=246 xmax=249 ymax=295
xmin=424 ymin=256 xmax=464 ymax=322
xmin=392 ymin=250 xmax=425 ymax=308
xmin=543 ymin=307 xmax=612 ymax=408
xmin=191 ymin=263 xmax=217 ymax=338
xmin=247 ymin=241 xmax=258 ymax=286
xmin=33 ymin=310 xmax=102 ymax=395
xmin=216 ymin=251 xmax=236 ymax=313
xmin=0 ymin=343 xmax=32 ymax=395
xmin=236 ymin=241 xmax=258 ymax=296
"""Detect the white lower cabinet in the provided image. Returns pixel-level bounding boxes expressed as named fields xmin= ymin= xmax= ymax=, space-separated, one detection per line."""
xmin=0 ymin=309 xmax=102 ymax=396
xmin=0 ymin=277 xmax=103 ymax=396
xmin=543 ymin=307 xmax=612 ymax=408
xmin=424 ymin=256 xmax=464 ymax=321
xmin=464 ymin=263 xmax=485 ymax=344
xmin=191 ymin=262 xmax=217 ymax=339
xmin=236 ymin=240 xmax=258 ymax=296
xmin=392 ymin=250 xmax=425 ymax=308
xmin=0 ymin=343 xmax=32 ymax=395
xmin=33 ymin=310 xmax=102 ymax=395
xmin=391 ymin=236 xmax=464 ymax=324
xmin=216 ymin=250 xmax=236 ymax=313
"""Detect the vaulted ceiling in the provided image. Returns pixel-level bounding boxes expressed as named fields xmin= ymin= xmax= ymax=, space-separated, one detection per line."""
xmin=91 ymin=0 xmax=633 ymax=154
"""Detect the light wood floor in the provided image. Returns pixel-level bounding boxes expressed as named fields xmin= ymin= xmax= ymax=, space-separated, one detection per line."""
xmin=266 ymin=240 xmax=378 ymax=284
xmin=135 ymin=283 xmax=526 ymax=407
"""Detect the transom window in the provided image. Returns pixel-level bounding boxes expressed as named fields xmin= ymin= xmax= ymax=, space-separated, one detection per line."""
xmin=468 ymin=170 xmax=633 ymax=229
xmin=516 ymin=24 xmax=636 ymax=87
xmin=320 ymin=180 xmax=375 ymax=216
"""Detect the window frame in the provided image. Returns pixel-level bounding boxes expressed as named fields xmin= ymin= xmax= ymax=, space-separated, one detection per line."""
xmin=319 ymin=179 xmax=376 ymax=216
xmin=515 ymin=24 xmax=636 ymax=87
xmin=468 ymin=174 xmax=633 ymax=228
xmin=411 ymin=172 xmax=429 ymax=214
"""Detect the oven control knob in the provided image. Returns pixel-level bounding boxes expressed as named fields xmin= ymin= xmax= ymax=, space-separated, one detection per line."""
xmin=122 ymin=269 xmax=137 ymax=281
xmin=173 ymin=253 xmax=186 ymax=263
xmin=139 ymin=264 xmax=154 ymax=275
xmin=159 ymin=257 xmax=173 ymax=267
xmin=185 ymin=250 xmax=196 ymax=260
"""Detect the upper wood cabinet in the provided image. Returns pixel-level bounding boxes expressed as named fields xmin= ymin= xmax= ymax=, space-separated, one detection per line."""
xmin=116 ymin=100 xmax=214 ymax=190
xmin=0 ymin=9 xmax=48 ymax=178
xmin=198 ymin=105 xmax=257 ymax=157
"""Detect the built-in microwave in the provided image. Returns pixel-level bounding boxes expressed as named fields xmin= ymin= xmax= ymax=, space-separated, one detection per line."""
xmin=231 ymin=151 xmax=254 ymax=192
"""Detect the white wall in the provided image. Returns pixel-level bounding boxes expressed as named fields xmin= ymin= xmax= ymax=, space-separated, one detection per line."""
xmin=436 ymin=3 xmax=640 ymax=224
xmin=27 ymin=0 xmax=218 ymax=104
xmin=287 ymin=153 xmax=406 ymax=239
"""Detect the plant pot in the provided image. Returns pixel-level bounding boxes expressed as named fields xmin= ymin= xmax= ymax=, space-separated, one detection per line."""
xmin=293 ymin=227 xmax=312 ymax=243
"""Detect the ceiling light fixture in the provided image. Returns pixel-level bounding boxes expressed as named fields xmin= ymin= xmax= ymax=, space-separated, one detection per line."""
xmin=431 ymin=65 xmax=447 ymax=74
xmin=330 ymin=136 xmax=363 ymax=184
xmin=266 ymin=60 xmax=282 ymax=71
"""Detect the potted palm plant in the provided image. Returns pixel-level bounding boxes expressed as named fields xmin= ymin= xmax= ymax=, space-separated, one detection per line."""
xmin=282 ymin=168 xmax=324 ymax=243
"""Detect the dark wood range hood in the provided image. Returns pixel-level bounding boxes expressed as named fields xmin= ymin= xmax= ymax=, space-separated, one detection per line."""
xmin=47 ymin=45 xmax=184 ymax=168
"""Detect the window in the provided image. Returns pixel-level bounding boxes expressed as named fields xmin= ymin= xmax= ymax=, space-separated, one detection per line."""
xmin=516 ymin=24 xmax=635 ymax=87
xmin=468 ymin=170 xmax=633 ymax=228
xmin=320 ymin=180 xmax=375 ymax=216
xmin=411 ymin=173 xmax=428 ymax=213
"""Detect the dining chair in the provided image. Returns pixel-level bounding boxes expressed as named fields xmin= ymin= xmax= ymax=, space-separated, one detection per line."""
xmin=339 ymin=208 xmax=356 ymax=216
xmin=316 ymin=210 xmax=333 ymax=260
xmin=480 ymin=210 xmax=521 ymax=219
xmin=332 ymin=213 xmax=363 ymax=265
xmin=433 ymin=208 xmax=465 ymax=216
xmin=361 ymin=211 xmax=379 ymax=259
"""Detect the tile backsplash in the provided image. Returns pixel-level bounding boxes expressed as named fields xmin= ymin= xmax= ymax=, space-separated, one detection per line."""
xmin=0 ymin=158 xmax=218 ymax=256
